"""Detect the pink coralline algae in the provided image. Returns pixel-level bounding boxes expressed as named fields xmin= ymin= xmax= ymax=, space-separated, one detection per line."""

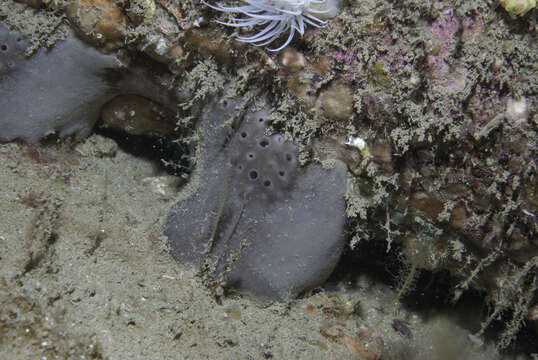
xmin=427 ymin=9 xmax=486 ymax=95
xmin=428 ymin=8 xmax=460 ymax=77
xmin=378 ymin=34 xmax=406 ymax=73
xmin=431 ymin=8 xmax=460 ymax=43
xmin=427 ymin=9 xmax=484 ymax=79
xmin=461 ymin=14 xmax=484 ymax=40
xmin=327 ymin=48 xmax=363 ymax=82
xmin=328 ymin=48 xmax=359 ymax=64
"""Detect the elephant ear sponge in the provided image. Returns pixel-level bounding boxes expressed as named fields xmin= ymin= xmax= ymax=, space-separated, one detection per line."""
xmin=164 ymin=96 xmax=348 ymax=300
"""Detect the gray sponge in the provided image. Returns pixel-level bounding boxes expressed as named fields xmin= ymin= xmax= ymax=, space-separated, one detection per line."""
xmin=165 ymin=95 xmax=348 ymax=300
xmin=0 ymin=23 xmax=120 ymax=142
xmin=0 ymin=22 xmax=178 ymax=143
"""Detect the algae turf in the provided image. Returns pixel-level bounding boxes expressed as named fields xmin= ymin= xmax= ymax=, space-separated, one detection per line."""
xmin=306 ymin=0 xmax=536 ymax=350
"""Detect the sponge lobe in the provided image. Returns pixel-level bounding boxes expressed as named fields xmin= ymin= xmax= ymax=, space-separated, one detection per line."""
xmin=230 ymin=109 xmax=298 ymax=202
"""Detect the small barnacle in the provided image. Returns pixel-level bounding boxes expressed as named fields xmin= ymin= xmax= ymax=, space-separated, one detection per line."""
xmin=203 ymin=0 xmax=338 ymax=51
xmin=345 ymin=135 xmax=370 ymax=158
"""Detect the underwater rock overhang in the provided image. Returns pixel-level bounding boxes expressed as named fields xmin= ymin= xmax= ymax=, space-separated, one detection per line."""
xmin=164 ymin=94 xmax=348 ymax=300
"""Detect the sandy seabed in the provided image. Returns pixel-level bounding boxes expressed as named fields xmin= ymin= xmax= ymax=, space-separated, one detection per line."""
xmin=0 ymin=138 xmax=511 ymax=359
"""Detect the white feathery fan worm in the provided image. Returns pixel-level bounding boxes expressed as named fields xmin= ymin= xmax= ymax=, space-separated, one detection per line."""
xmin=202 ymin=0 xmax=338 ymax=51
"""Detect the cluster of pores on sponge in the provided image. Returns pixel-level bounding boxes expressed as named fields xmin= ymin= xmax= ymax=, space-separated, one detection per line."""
xmin=229 ymin=109 xmax=298 ymax=202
